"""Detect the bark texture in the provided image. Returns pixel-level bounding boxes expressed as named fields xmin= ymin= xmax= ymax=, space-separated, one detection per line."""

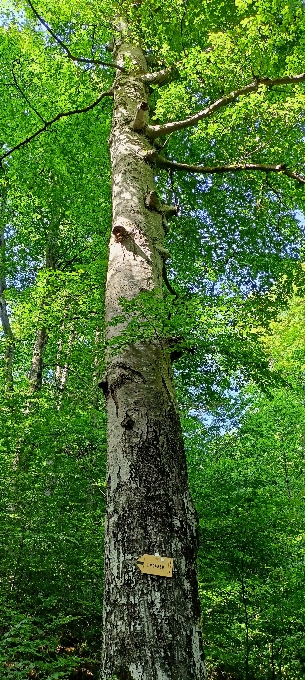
xmin=101 ymin=32 xmax=206 ymax=680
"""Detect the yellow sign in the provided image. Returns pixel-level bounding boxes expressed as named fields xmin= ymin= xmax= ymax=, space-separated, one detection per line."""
xmin=136 ymin=554 xmax=173 ymax=577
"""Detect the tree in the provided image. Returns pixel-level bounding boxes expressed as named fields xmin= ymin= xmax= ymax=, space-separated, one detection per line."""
xmin=1 ymin=1 xmax=305 ymax=678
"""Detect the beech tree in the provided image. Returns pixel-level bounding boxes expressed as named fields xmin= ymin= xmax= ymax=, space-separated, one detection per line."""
xmin=1 ymin=1 xmax=305 ymax=679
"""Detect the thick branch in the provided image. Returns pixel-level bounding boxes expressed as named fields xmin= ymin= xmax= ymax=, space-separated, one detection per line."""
xmin=140 ymin=66 xmax=178 ymax=87
xmin=27 ymin=0 xmax=123 ymax=71
xmin=146 ymin=73 xmax=305 ymax=138
xmin=0 ymin=89 xmax=113 ymax=162
xmin=149 ymin=154 xmax=305 ymax=183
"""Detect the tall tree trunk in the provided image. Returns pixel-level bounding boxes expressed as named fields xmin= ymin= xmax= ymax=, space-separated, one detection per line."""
xmin=101 ymin=33 xmax=206 ymax=680
xmin=0 ymin=230 xmax=14 ymax=394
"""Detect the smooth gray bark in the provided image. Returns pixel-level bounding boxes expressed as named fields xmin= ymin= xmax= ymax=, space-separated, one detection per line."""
xmin=101 ymin=33 xmax=206 ymax=680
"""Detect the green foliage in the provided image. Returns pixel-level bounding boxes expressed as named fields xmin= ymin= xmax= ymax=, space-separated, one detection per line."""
xmin=0 ymin=394 xmax=106 ymax=678
xmin=185 ymin=296 xmax=305 ymax=678
xmin=185 ymin=391 xmax=305 ymax=678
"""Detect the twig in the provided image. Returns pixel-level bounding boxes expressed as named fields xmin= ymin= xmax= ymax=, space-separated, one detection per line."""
xmin=0 ymin=89 xmax=113 ymax=163
xmin=11 ymin=64 xmax=46 ymax=123
xmin=27 ymin=0 xmax=123 ymax=71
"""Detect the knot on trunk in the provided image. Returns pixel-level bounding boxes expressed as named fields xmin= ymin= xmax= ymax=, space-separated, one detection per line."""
xmin=112 ymin=225 xmax=129 ymax=242
xmin=144 ymin=190 xmax=161 ymax=211
xmin=162 ymin=204 xmax=179 ymax=219
xmin=155 ymin=244 xmax=170 ymax=260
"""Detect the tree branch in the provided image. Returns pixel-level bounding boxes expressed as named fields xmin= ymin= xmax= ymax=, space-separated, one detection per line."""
xmin=27 ymin=0 xmax=124 ymax=71
xmin=162 ymin=263 xmax=178 ymax=298
xmin=146 ymin=73 xmax=305 ymax=138
xmin=140 ymin=66 xmax=178 ymax=87
xmin=148 ymin=153 xmax=305 ymax=183
xmin=0 ymin=89 xmax=113 ymax=162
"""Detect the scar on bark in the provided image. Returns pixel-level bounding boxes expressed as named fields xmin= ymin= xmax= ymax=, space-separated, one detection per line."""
xmin=132 ymin=101 xmax=149 ymax=131
xmin=100 ymin=364 xmax=146 ymax=416
xmin=121 ymin=412 xmax=135 ymax=430
xmin=98 ymin=377 xmax=120 ymax=417
xmin=110 ymin=384 xmax=120 ymax=416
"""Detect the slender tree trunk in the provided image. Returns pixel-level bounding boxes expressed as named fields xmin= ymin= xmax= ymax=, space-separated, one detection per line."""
xmin=29 ymin=326 xmax=48 ymax=392
xmin=101 ymin=33 xmax=206 ymax=680
xmin=29 ymin=243 xmax=56 ymax=393
xmin=92 ymin=327 xmax=102 ymax=409
xmin=0 ymin=230 xmax=14 ymax=394
xmin=55 ymin=321 xmax=74 ymax=408
xmin=241 ymin=554 xmax=250 ymax=680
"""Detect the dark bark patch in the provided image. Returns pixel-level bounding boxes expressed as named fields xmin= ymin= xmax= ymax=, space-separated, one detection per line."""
xmin=98 ymin=377 xmax=109 ymax=397
xmin=121 ymin=413 xmax=135 ymax=430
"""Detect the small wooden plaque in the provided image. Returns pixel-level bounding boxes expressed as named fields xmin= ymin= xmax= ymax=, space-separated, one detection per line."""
xmin=136 ymin=554 xmax=173 ymax=577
